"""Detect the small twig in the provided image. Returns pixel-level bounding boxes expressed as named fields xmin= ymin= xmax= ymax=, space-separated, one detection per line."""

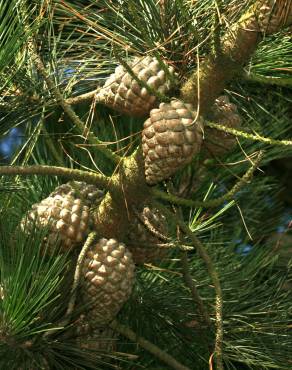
xmin=166 ymin=181 xmax=212 ymax=341
xmin=0 ymin=89 xmax=99 ymax=111
xmin=65 ymin=232 xmax=97 ymax=318
xmin=206 ymin=121 xmax=292 ymax=147
xmin=133 ymin=206 xmax=171 ymax=242
xmin=0 ymin=165 xmax=113 ymax=190
xmin=242 ymin=71 xmax=292 ymax=88
xmin=29 ymin=42 xmax=120 ymax=164
xmin=212 ymin=1 xmax=223 ymax=58
xmin=157 ymin=242 xmax=194 ymax=251
xmin=43 ymin=232 xmax=97 ymax=338
xmin=152 ymin=203 xmax=224 ymax=370
xmin=174 ymin=215 xmax=224 ymax=370
xmin=153 ymin=151 xmax=263 ymax=209
xmin=109 ymin=319 xmax=191 ymax=370
xmin=129 ymin=240 xmax=194 ymax=251
xmin=66 ymin=90 xmax=99 ymax=105
xmin=181 ymin=252 xmax=211 ymax=326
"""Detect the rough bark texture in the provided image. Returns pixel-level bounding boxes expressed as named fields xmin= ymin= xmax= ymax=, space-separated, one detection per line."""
xmin=93 ymin=149 xmax=151 ymax=239
xmin=181 ymin=6 xmax=262 ymax=115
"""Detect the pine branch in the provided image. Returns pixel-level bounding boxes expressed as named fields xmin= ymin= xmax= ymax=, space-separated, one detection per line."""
xmin=242 ymin=71 xmax=292 ymax=87
xmin=180 ymin=0 xmax=292 ymax=114
xmin=0 ymin=165 xmax=112 ymax=190
xmin=133 ymin=206 xmax=171 ymax=242
xmin=64 ymin=232 xmax=97 ymax=319
xmin=1 ymin=89 xmax=100 ymax=111
xmin=181 ymin=252 xmax=212 ymax=327
xmin=175 ymin=220 xmax=224 ymax=370
xmin=109 ymin=319 xmax=191 ymax=370
xmin=29 ymin=43 xmax=121 ymax=164
xmin=43 ymin=232 xmax=97 ymax=338
xmin=181 ymin=1 xmax=262 ymax=113
xmin=206 ymin=121 xmax=292 ymax=146
xmin=66 ymin=90 xmax=100 ymax=105
xmin=152 ymin=151 xmax=263 ymax=209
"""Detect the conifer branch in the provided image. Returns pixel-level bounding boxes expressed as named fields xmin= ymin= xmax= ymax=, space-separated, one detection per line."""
xmin=109 ymin=320 xmax=191 ymax=370
xmin=206 ymin=121 xmax=292 ymax=146
xmin=181 ymin=252 xmax=212 ymax=327
xmin=0 ymin=165 xmax=112 ymax=190
xmin=242 ymin=71 xmax=292 ymax=87
xmin=65 ymin=232 xmax=97 ymax=319
xmin=43 ymin=232 xmax=97 ymax=338
xmin=153 ymin=150 xmax=263 ymax=209
xmin=153 ymin=203 xmax=224 ymax=369
xmin=181 ymin=1 xmax=292 ymax=114
xmin=180 ymin=1 xmax=262 ymax=113
xmin=29 ymin=43 xmax=120 ymax=164
xmin=66 ymin=90 xmax=100 ymax=105
xmin=133 ymin=206 xmax=171 ymax=242
xmin=174 ymin=218 xmax=224 ymax=370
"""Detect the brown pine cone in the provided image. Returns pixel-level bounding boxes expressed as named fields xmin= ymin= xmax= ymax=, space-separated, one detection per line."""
xmin=80 ymin=238 xmax=135 ymax=325
xmin=22 ymin=194 xmax=92 ymax=253
xmin=142 ymin=99 xmax=204 ymax=185
xmin=204 ymin=95 xmax=241 ymax=156
xmin=96 ymin=56 xmax=176 ymax=117
xmin=51 ymin=181 xmax=104 ymax=207
xmin=126 ymin=206 xmax=168 ymax=265
xmin=21 ymin=182 xmax=104 ymax=253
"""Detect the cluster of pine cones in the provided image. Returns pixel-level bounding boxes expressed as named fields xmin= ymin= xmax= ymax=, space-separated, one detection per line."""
xmin=95 ymin=0 xmax=291 ymax=184
xmin=16 ymin=1 xmax=292 ymax=353
xmin=20 ymin=56 xmax=241 ymax=344
xmin=96 ymin=55 xmax=242 ymax=185
xmin=21 ymin=180 xmax=170 ymax=349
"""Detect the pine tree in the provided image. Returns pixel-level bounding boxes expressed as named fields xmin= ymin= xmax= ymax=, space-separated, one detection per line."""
xmin=0 ymin=1 xmax=292 ymax=369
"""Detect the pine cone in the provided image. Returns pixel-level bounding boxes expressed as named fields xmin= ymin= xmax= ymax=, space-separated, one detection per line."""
xmin=256 ymin=0 xmax=292 ymax=34
xmin=142 ymin=99 xmax=204 ymax=185
xmin=51 ymin=181 xmax=104 ymax=207
xmin=80 ymin=238 xmax=135 ymax=325
xmin=204 ymin=95 xmax=241 ymax=156
xmin=96 ymin=56 xmax=176 ymax=117
xmin=21 ymin=182 xmax=103 ymax=253
xmin=126 ymin=206 xmax=168 ymax=265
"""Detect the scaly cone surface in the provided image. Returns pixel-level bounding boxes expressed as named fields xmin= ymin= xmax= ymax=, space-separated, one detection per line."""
xmin=21 ymin=182 xmax=104 ymax=253
xmin=142 ymin=99 xmax=204 ymax=185
xmin=80 ymin=238 xmax=135 ymax=325
xmin=204 ymin=95 xmax=242 ymax=156
xmin=96 ymin=56 xmax=176 ymax=117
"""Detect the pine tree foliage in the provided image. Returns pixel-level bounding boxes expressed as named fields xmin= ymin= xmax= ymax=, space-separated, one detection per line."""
xmin=0 ymin=0 xmax=292 ymax=369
